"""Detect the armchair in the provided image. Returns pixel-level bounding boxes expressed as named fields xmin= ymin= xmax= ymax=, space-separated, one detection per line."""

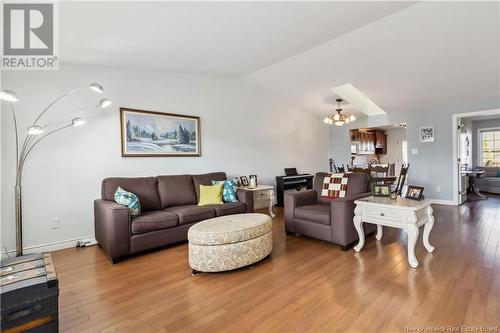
xmin=284 ymin=172 xmax=375 ymax=250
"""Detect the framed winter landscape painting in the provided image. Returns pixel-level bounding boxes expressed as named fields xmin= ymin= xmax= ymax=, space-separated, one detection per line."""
xmin=120 ymin=108 xmax=201 ymax=157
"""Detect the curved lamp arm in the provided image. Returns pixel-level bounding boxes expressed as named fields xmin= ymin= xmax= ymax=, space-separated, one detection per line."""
xmin=10 ymin=104 xmax=19 ymax=171
xmin=41 ymin=103 xmax=98 ymax=129
xmin=32 ymin=87 xmax=83 ymax=125
xmin=18 ymin=123 xmax=72 ymax=181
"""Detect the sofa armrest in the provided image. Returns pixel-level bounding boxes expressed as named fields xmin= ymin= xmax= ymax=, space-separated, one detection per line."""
xmin=94 ymin=199 xmax=131 ymax=262
xmin=329 ymin=191 xmax=372 ymax=246
xmin=284 ymin=190 xmax=318 ymax=232
xmin=237 ymin=189 xmax=254 ymax=213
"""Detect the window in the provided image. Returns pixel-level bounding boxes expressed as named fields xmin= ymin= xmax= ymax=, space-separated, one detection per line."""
xmin=479 ymin=128 xmax=500 ymax=167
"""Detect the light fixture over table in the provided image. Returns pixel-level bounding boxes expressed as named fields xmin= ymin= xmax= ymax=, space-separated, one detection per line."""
xmin=323 ymin=98 xmax=356 ymax=127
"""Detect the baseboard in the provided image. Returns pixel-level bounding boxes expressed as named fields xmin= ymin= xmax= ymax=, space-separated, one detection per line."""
xmin=427 ymin=199 xmax=456 ymax=206
xmin=1 ymin=236 xmax=97 ymax=257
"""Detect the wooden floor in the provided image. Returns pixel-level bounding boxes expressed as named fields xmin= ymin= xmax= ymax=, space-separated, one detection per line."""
xmin=52 ymin=196 xmax=500 ymax=333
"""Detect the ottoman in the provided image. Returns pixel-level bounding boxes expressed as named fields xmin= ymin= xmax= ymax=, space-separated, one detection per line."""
xmin=188 ymin=213 xmax=273 ymax=273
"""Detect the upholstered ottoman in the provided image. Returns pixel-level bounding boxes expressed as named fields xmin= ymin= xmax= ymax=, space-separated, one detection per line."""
xmin=188 ymin=213 xmax=273 ymax=273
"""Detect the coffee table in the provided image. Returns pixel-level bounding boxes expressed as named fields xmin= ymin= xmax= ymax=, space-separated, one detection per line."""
xmin=353 ymin=196 xmax=435 ymax=268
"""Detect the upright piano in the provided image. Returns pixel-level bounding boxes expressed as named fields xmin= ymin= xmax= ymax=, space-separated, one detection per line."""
xmin=275 ymin=168 xmax=314 ymax=207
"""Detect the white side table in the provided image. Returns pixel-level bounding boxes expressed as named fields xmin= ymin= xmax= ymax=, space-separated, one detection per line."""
xmin=239 ymin=185 xmax=275 ymax=218
xmin=353 ymin=196 xmax=435 ymax=268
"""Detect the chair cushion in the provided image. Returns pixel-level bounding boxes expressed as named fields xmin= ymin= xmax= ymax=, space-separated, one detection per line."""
xmin=294 ymin=204 xmax=331 ymax=225
xmin=164 ymin=205 xmax=216 ymax=225
xmin=192 ymin=172 xmax=227 ymax=201
xmin=102 ymin=177 xmax=160 ymax=211
xmin=157 ymin=175 xmax=197 ymax=208
xmin=208 ymin=202 xmax=247 ymax=217
xmin=131 ymin=211 xmax=178 ymax=235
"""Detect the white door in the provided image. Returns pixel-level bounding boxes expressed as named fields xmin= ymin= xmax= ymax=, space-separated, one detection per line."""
xmin=457 ymin=117 xmax=467 ymax=204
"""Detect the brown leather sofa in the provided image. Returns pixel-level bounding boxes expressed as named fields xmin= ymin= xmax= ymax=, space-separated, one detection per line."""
xmin=94 ymin=172 xmax=253 ymax=263
xmin=284 ymin=172 xmax=375 ymax=250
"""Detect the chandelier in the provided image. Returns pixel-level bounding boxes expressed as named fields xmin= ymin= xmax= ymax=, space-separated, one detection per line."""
xmin=323 ymin=98 xmax=356 ymax=126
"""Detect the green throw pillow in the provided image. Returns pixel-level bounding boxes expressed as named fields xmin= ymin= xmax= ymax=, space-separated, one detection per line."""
xmin=212 ymin=179 xmax=239 ymax=203
xmin=198 ymin=184 xmax=224 ymax=206
xmin=114 ymin=186 xmax=141 ymax=217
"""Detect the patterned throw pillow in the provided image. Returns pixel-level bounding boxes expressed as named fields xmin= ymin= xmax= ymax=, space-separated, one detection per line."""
xmin=114 ymin=186 xmax=141 ymax=217
xmin=321 ymin=173 xmax=351 ymax=200
xmin=212 ymin=180 xmax=239 ymax=203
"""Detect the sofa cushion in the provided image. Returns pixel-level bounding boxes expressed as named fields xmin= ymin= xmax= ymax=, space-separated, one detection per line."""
xmin=475 ymin=177 xmax=500 ymax=187
xmin=157 ymin=175 xmax=197 ymax=208
xmin=208 ymin=202 xmax=247 ymax=217
xmin=294 ymin=204 xmax=331 ymax=225
xmin=483 ymin=167 xmax=500 ymax=177
xmin=164 ymin=205 xmax=216 ymax=225
xmin=192 ymin=172 xmax=227 ymax=201
xmin=131 ymin=211 xmax=178 ymax=235
xmin=102 ymin=177 xmax=161 ymax=212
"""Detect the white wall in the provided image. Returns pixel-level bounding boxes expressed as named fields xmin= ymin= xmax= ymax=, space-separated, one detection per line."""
xmin=1 ymin=64 xmax=329 ymax=252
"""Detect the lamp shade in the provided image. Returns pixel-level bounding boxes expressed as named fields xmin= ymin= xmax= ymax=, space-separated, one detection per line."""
xmin=0 ymin=90 xmax=19 ymax=102
xmin=99 ymin=98 xmax=111 ymax=108
xmin=27 ymin=125 xmax=44 ymax=135
xmin=72 ymin=117 xmax=86 ymax=127
xmin=89 ymin=83 xmax=104 ymax=94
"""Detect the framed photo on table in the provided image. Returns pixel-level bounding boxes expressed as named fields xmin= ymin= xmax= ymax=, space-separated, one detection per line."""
xmin=406 ymin=185 xmax=424 ymax=201
xmin=240 ymin=176 xmax=249 ymax=187
xmin=373 ymin=185 xmax=391 ymax=197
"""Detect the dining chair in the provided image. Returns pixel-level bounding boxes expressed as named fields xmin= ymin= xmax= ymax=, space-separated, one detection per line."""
xmin=393 ymin=163 xmax=410 ymax=195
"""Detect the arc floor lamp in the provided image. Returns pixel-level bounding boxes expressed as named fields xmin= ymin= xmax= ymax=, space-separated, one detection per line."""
xmin=0 ymin=84 xmax=112 ymax=257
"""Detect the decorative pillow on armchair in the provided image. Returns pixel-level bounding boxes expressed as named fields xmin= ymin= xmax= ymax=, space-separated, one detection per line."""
xmin=212 ymin=180 xmax=239 ymax=203
xmin=321 ymin=173 xmax=351 ymax=200
xmin=114 ymin=186 xmax=141 ymax=217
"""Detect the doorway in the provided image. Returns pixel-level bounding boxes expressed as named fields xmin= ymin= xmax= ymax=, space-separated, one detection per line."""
xmin=453 ymin=108 xmax=500 ymax=205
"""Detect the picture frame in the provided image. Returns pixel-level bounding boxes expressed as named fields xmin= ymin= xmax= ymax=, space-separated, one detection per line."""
xmin=373 ymin=184 xmax=391 ymax=197
xmin=249 ymin=174 xmax=258 ymax=185
xmin=240 ymin=176 xmax=249 ymax=187
xmin=406 ymin=185 xmax=424 ymax=201
xmin=120 ymin=108 xmax=201 ymax=157
xmin=419 ymin=126 xmax=434 ymax=143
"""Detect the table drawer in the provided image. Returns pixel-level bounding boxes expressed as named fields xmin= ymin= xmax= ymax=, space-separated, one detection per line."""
xmin=364 ymin=206 xmax=401 ymax=221
xmin=253 ymin=190 xmax=271 ymax=199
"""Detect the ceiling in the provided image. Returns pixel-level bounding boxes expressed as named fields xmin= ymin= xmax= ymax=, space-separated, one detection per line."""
xmin=60 ymin=1 xmax=414 ymax=76
xmin=245 ymin=2 xmax=500 ymax=116
xmin=59 ymin=1 xmax=500 ymax=117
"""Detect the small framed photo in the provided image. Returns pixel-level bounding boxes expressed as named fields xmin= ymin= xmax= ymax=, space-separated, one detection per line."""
xmin=419 ymin=126 xmax=434 ymax=143
xmin=240 ymin=176 xmax=249 ymax=187
xmin=373 ymin=185 xmax=391 ymax=197
xmin=249 ymin=174 xmax=258 ymax=185
xmin=406 ymin=185 xmax=424 ymax=201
